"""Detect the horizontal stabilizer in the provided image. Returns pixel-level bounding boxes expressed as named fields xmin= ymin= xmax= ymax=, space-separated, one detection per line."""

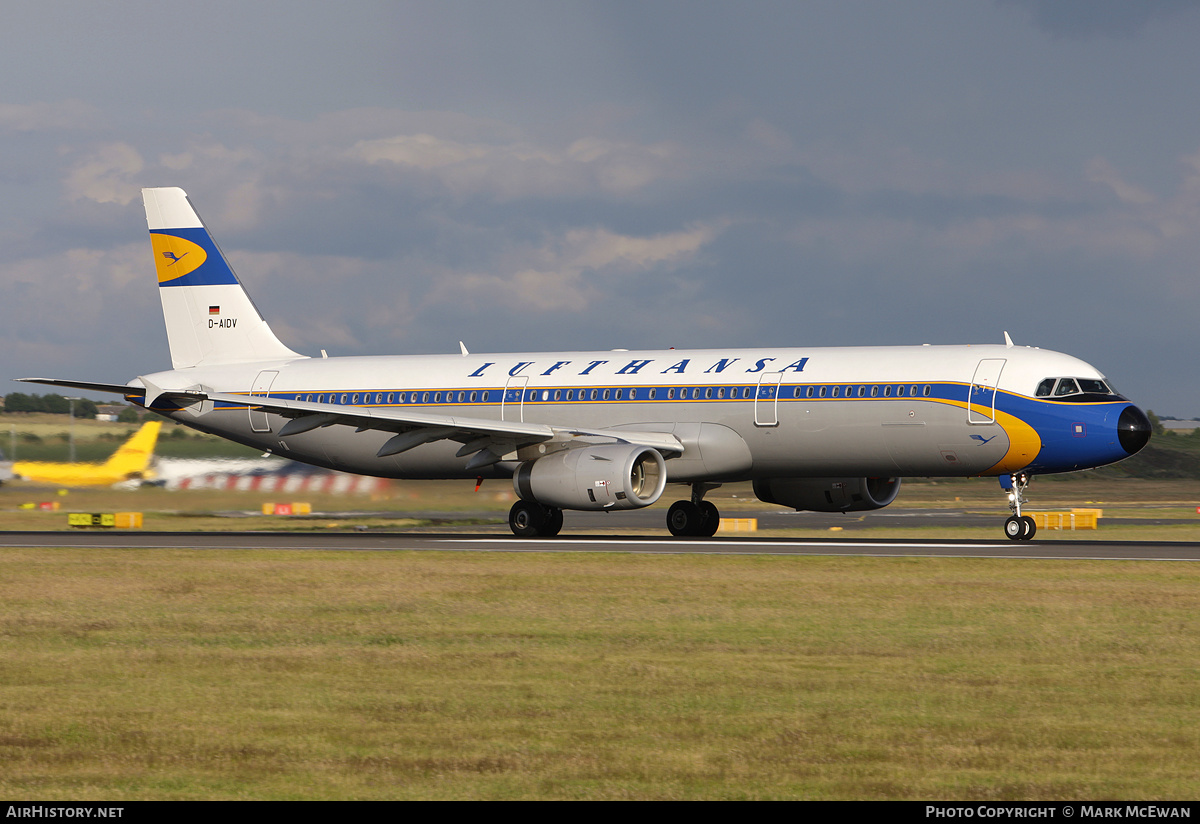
xmin=18 ymin=378 xmax=146 ymax=397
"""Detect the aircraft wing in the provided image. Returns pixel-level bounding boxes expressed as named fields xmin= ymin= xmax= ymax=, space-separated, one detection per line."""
xmin=19 ymin=377 xmax=684 ymax=470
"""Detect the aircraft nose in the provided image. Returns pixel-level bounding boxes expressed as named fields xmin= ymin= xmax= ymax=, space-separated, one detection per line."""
xmin=1117 ymin=405 xmax=1152 ymax=455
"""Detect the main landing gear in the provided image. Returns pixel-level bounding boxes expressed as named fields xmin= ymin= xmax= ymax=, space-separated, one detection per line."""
xmin=1001 ymin=472 xmax=1037 ymax=542
xmin=666 ymin=483 xmax=722 ymax=537
xmin=508 ymin=500 xmax=563 ymax=538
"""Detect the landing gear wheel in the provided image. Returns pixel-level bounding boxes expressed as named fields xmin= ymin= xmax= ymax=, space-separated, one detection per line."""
xmin=544 ymin=507 xmax=564 ymax=537
xmin=667 ymin=501 xmax=703 ymax=537
xmin=1021 ymin=515 xmax=1036 ymax=541
xmin=699 ymin=501 xmax=721 ymax=537
xmin=509 ymin=501 xmax=563 ymax=537
xmin=1004 ymin=516 xmax=1024 ymax=541
xmin=509 ymin=500 xmax=545 ymax=537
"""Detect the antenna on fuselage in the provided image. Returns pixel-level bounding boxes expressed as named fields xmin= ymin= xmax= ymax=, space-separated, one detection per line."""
xmin=1003 ymin=331 xmax=1015 ymax=348
xmin=459 ymin=341 xmax=470 ymax=356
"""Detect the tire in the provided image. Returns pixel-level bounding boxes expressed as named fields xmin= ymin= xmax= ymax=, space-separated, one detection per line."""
xmin=543 ymin=507 xmax=564 ymax=537
xmin=509 ymin=500 xmax=546 ymax=538
xmin=699 ymin=500 xmax=721 ymax=537
xmin=1004 ymin=516 xmax=1024 ymax=541
xmin=667 ymin=501 xmax=702 ymax=537
xmin=1021 ymin=515 xmax=1036 ymax=541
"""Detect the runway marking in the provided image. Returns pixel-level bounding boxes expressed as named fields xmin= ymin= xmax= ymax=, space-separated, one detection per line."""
xmin=433 ymin=538 xmax=1200 ymax=561
xmin=2 ymin=534 xmax=1197 ymax=562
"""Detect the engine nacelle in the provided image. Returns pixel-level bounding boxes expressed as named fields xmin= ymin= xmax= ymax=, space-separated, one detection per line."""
xmin=513 ymin=444 xmax=667 ymax=511
xmin=753 ymin=476 xmax=901 ymax=512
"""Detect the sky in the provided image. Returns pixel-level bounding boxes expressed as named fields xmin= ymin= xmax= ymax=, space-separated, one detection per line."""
xmin=2 ymin=0 xmax=1198 ymax=416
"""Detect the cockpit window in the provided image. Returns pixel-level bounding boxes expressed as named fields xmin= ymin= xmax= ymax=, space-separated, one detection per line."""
xmin=1054 ymin=378 xmax=1080 ymax=397
xmin=1077 ymin=379 xmax=1110 ymax=394
xmin=1036 ymin=377 xmax=1117 ymax=400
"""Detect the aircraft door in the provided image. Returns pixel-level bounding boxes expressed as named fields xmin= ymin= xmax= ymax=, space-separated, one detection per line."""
xmin=503 ymin=376 xmax=528 ymax=422
xmin=754 ymin=373 xmax=783 ymax=427
xmin=968 ymin=359 xmax=1006 ymax=424
xmin=249 ymin=370 xmax=279 ymax=433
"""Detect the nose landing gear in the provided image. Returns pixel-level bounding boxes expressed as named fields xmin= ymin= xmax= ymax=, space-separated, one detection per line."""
xmin=1001 ymin=472 xmax=1037 ymax=541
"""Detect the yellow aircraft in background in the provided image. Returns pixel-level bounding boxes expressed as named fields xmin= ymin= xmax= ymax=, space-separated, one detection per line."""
xmin=12 ymin=421 xmax=162 ymax=487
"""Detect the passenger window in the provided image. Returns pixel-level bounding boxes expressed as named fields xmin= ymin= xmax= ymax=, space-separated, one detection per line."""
xmin=667 ymin=388 xmax=675 ymax=400
xmin=470 ymin=391 xmax=477 ymax=403
xmin=648 ymin=389 xmax=656 ymax=400
xmin=629 ymin=389 xmax=637 ymax=400
xmin=482 ymin=391 xmax=489 ymax=402
xmin=831 ymin=387 xmax=840 ymax=398
xmin=896 ymin=386 xmax=905 ymax=397
xmin=923 ymin=385 xmax=931 ymax=397
xmin=883 ymin=386 xmax=891 ymax=397
xmin=871 ymin=386 xmax=879 ymax=397
xmin=818 ymin=386 xmax=827 ymax=398
xmin=590 ymin=389 xmax=598 ymax=401
xmin=603 ymin=389 xmax=611 ymax=400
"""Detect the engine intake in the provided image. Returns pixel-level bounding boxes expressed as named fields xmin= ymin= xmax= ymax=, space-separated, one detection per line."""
xmin=753 ymin=476 xmax=901 ymax=512
xmin=513 ymin=444 xmax=666 ymax=511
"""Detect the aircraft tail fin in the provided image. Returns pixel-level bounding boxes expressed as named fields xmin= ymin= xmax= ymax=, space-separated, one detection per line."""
xmin=100 ymin=421 xmax=162 ymax=479
xmin=143 ymin=187 xmax=304 ymax=369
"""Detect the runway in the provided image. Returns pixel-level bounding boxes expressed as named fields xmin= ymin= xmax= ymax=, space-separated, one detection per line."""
xmin=2 ymin=529 xmax=1199 ymax=561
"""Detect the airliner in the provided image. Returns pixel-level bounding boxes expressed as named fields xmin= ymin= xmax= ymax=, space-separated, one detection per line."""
xmin=21 ymin=187 xmax=1151 ymax=540
xmin=11 ymin=421 xmax=161 ymax=487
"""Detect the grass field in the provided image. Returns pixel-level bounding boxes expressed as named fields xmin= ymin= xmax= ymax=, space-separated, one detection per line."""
xmin=1 ymin=549 xmax=1199 ymax=800
xmin=4 ymin=414 xmax=1200 ymax=798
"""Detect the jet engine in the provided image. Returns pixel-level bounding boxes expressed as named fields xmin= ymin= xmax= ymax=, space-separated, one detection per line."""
xmin=753 ymin=476 xmax=901 ymax=512
xmin=513 ymin=444 xmax=667 ymax=511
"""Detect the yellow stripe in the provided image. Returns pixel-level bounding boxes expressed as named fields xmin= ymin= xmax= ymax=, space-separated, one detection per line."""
xmin=936 ymin=397 xmax=1042 ymax=474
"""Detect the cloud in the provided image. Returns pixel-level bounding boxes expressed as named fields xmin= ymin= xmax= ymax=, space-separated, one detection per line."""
xmin=63 ymin=143 xmax=145 ymax=205
xmin=350 ymin=132 xmax=679 ymax=198
xmin=423 ymin=223 xmax=721 ymax=313
xmin=1086 ymin=157 xmax=1155 ymax=205
xmin=999 ymin=0 xmax=1198 ymax=39
xmin=0 ymin=100 xmax=98 ymax=132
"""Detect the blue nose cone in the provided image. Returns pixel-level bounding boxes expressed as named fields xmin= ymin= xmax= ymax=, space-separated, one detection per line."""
xmin=1117 ymin=406 xmax=1152 ymax=455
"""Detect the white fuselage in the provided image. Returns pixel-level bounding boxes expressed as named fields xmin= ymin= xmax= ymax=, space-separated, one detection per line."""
xmin=137 ymin=342 xmax=1133 ymax=482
